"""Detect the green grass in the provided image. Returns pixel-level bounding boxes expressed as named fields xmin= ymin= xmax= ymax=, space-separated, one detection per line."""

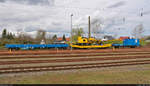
xmin=140 ymin=39 xmax=150 ymax=46
xmin=1 ymin=65 xmax=150 ymax=84
xmin=0 ymin=46 xmax=7 ymax=50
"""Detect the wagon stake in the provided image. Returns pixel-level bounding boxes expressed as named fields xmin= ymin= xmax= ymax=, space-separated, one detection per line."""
xmin=9 ymin=49 xmax=12 ymax=53
xmin=113 ymin=47 xmax=115 ymax=51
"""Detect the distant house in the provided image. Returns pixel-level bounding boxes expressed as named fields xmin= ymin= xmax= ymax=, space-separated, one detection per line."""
xmin=40 ymin=39 xmax=46 ymax=44
xmin=119 ymin=37 xmax=129 ymax=40
xmin=57 ymin=37 xmax=63 ymax=41
xmin=57 ymin=37 xmax=70 ymax=42
xmin=66 ymin=38 xmax=70 ymax=41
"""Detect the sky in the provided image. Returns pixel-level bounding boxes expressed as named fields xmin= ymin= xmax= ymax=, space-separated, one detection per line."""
xmin=0 ymin=0 xmax=150 ymax=38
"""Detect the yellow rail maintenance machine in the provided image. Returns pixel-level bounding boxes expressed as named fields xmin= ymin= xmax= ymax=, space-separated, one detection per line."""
xmin=70 ymin=36 xmax=111 ymax=49
xmin=70 ymin=16 xmax=112 ymax=49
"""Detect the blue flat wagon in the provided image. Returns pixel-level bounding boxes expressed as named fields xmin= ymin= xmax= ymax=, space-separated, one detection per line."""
xmin=5 ymin=44 xmax=69 ymax=50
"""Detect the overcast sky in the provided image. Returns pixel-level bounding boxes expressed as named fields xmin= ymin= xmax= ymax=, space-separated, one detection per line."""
xmin=0 ymin=0 xmax=150 ymax=38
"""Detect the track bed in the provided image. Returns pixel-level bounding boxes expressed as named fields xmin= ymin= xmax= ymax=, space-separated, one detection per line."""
xmin=0 ymin=48 xmax=150 ymax=74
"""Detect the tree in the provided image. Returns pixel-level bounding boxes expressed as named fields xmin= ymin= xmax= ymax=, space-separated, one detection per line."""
xmin=132 ymin=24 xmax=144 ymax=39
xmin=1 ymin=29 xmax=15 ymax=40
xmin=35 ymin=29 xmax=46 ymax=44
xmin=52 ymin=34 xmax=57 ymax=41
xmin=72 ymin=28 xmax=84 ymax=42
xmin=16 ymin=32 xmax=34 ymax=44
xmin=63 ymin=34 xmax=66 ymax=41
xmin=92 ymin=18 xmax=104 ymax=38
xmin=7 ymin=32 xmax=14 ymax=40
xmin=46 ymin=35 xmax=53 ymax=44
xmin=2 ymin=29 xmax=7 ymax=39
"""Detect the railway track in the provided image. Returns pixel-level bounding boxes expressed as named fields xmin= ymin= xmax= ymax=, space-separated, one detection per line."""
xmin=0 ymin=59 xmax=150 ymax=74
xmin=0 ymin=52 xmax=150 ymax=59
xmin=0 ymin=49 xmax=150 ymax=74
xmin=0 ymin=54 xmax=150 ymax=65
xmin=0 ymin=48 xmax=150 ymax=55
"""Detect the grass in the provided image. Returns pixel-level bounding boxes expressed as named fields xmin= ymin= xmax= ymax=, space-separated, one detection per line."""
xmin=140 ymin=39 xmax=150 ymax=46
xmin=0 ymin=46 xmax=6 ymax=49
xmin=140 ymin=39 xmax=146 ymax=46
xmin=1 ymin=65 xmax=150 ymax=84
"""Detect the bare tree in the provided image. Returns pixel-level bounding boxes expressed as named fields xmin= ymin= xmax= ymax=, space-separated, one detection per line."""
xmin=35 ymin=29 xmax=46 ymax=44
xmin=52 ymin=34 xmax=57 ymax=42
xmin=92 ymin=19 xmax=104 ymax=38
xmin=45 ymin=34 xmax=53 ymax=44
xmin=16 ymin=32 xmax=34 ymax=44
xmin=72 ymin=28 xmax=84 ymax=42
xmin=132 ymin=24 xmax=144 ymax=39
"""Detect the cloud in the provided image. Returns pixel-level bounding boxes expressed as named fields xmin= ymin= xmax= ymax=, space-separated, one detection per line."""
xmin=0 ymin=0 xmax=54 ymax=6
xmin=107 ymin=1 xmax=126 ymax=8
xmin=0 ymin=0 xmax=149 ymax=38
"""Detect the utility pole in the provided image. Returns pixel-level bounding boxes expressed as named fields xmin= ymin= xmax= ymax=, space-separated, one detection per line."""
xmin=70 ymin=14 xmax=73 ymax=51
xmin=88 ymin=16 xmax=91 ymax=38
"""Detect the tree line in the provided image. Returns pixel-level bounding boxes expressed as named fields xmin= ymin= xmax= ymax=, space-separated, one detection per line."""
xmin=0 ymin=29 xmax=58 ymax=46
xmin=0 ymin=28 xmax=84 ymax=46
xmin=0 ymin=24 xmax=144 ymax=46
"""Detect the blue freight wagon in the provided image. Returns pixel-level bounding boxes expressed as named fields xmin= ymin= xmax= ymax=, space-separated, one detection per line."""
xmin=5 ymin=44 xmax=69 ymax=50
xmin=112 ymin=39 xmax=140 ymax=48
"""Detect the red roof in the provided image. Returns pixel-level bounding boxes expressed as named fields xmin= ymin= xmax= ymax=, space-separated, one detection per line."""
xmin=66 ymin=38 xmax=70 ymax=41
xmin=57 ymin=37 xmax=63 ymax=41
xmin=119 ymin=37 xmax=129 ymax=40
xmin=57 ymin=37 xmax=70 ymax=41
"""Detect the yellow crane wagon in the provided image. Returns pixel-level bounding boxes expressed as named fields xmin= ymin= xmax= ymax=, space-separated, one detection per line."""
xmin=70 ymin=16 xmax=111 ymax=49
xmin=70 ymin=36 xmax=112 ymax=49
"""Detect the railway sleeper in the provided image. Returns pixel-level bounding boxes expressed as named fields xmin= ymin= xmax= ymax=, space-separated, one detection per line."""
xmin=1 ymin=61 xmax=150 ymax=74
